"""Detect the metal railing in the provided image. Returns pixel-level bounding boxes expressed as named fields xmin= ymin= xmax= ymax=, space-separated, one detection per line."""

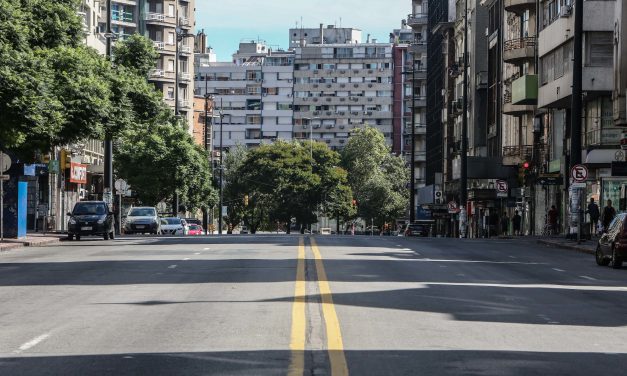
xmin=504 ymin=37 xmax=537 ymax=52
xmin=407 ymin=13 xmax=428 ymax=25
xmin=502 ymin=145 xmax=533 ymax=159
xmin=153 ymin=41 xmax=165 ymax=50
xmin=144 ymin=12 xmax=165 ymax=22
xmin=585 ymin=128 xmax=621 ymax=147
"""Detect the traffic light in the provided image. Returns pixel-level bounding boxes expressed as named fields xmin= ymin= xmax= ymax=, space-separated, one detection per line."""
xmin=519 ymin=161 xmax=531 ymax=185
xmin=243 ymin=194 xmax=249 ymax=206
xmin=60 ymin=149 xmax=71 ymax=170
xmin=352 ymin=199 xmax=358 ymax=207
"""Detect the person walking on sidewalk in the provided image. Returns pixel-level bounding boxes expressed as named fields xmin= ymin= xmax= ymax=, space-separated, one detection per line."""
xmin=586 ymin=198 xmax=600 ymax=236
xmin=548 ymin=205 xmax=559 ymax=235
xmin=512 ymin=210 xmax=522 ymax=236
xmin=601 ymin=199 xmax=616 ymax=232
xmin=500 ymin=212 xmax=509 ymax=236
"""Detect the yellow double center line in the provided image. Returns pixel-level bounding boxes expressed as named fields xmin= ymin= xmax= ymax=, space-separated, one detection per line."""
xmin=288 ymin=237 xmax=348 ymax=376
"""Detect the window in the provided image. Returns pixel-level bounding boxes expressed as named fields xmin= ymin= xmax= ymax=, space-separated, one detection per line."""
xmin=167 ymin=59 xmax=174 ymax=72
xmin=167 ymin=32 xmax=175 ymax=45
xmin=168 ymin=4 xmax=175 ymax=17
xmin=167 ymin=87 xmax=174 ymax=99
xmin=246 ymin=99 xmax=262 ymax=110
xmin=246 ymin=115 xmax=261 ymax=125
xmin=587 ymin=32 xmax=613 ymax=67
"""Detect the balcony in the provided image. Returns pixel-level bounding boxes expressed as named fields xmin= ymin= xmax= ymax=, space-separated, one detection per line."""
xmin=407 ymin=13 xmax=428 ymax=27
xmin=153 ymin=41 xmax=165 ymax=50
xmin=144 ymin=12 xmax=165 ymax=22
xmin=179 ymin=45 xmax=192 ymax=54
xmin=404 ymin=124 xmax=427 ymax=135
xmin=408 ymin=69 xmax=427 ymax=80
xmin=503 ymin=37 xmax=536 ymax=64
xmin=503 ymin=91 xmax=534 ymax=115
xmin=585 ymin=128 xmax=622 ymax=147
xmin=112 ymin=11 xmax=135 ymax=23
xmin=502 ymin=145 xmax=533 ymax=160
xmin=504 ymin=0 xmax=536 ymax=15
xmin=511 ymin=74 xmax=538 ymax=105
xmin=178 ymin=72 xmax=191 ymax=82
xmin=178 ymin=100 xmax=191 ymax=109
xmin=149 ymin=69 xmax=165 ymax=78
xmin=179 ymin=17 xmax=191 ymax=28
xmin=408 ymin=42 xmax=427 ymax=55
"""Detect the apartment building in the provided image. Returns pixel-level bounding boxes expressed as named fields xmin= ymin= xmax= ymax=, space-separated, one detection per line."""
xmin=292 ymin=42 xmax=396 ymax=151
xmin=96 ymin=0 xmax=196 ymax=130
xmin=195 ymin=42 xmax=295 ymax=150
xmin=289 ymin=25 xmax=362 ymax=48
xmin=616 ymin=1 xmax=627 ymax=127
xmin=537 ymin=0 xmax=618 ymax=230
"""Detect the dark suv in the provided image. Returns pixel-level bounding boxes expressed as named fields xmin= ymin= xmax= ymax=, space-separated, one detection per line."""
xmin=67 ymin=201 xmax=115 ymax=241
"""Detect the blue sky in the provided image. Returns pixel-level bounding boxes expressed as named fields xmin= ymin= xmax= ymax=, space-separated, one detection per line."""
xmin=195 ymin=0 xmax=409 ymax=61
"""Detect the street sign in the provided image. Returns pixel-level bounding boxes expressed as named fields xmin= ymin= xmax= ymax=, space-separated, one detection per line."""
xmin=570 ymin=164 xmax=588 ymax=183
xmin=114 ymin=179 xmax=128 ymax=192
xmin=447 ymin=201 xmax=459 ymax=214
xmin=495 ymin=179 xmax=508 ymax=193
xmin=537 ymin=176 xmax=563 ymax=185
xmin=0 ymin=175 xmax=9 ymax=181
xmin=0 ymin=153 xmax=11 ymax=173
xmin=571 ymin=182 xmax=586 ymax=188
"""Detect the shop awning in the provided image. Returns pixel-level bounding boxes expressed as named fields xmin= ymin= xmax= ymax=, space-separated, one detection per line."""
xmin=585 ymin=149 xmax=624 ymax=165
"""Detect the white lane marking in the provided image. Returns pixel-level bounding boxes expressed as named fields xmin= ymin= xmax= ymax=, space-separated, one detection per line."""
xmin=580 ymin=275 xmax=596 ymax=281
xmin=194 ymin=252 xmax=201 ymax=255
xmin=552 ymin=268 xmax=565 ymax=272
xmin=412 ymin=258 xmax=545 ymax=265
xmin=183 ymin=258 xmax=191 ymax=261
xmin=15 ymin=333 xmax=51 ymax=353
xmin=509 ymin=256 xmax=517 ymax=259
xmin=396 ymin=245 xmax=403 ymax=247
xmin=203 ymin=248 xmax=211 ymax=250
xmin=401 ymin=248 xmax=412 ymax=251
xmin=168 ymin=265 xmax=178 ymax=269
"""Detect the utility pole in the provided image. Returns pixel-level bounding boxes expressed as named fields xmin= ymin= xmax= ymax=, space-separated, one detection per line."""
xmin=571 ymin=0 xmax=584 ymax=242
xmin=410 ymin=47 xmax=416 ymax=223
xmin=460 ymin=0 xmax=469 ymax=237
xmin=104 ymin=0 xmax=113 ymax=208
xmin=203 ymin=77 xmax=210 ymax=234
xmin=218 ymin=98 xmax=224 ymax=235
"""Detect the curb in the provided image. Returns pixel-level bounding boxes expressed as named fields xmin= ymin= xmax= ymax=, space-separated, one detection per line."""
xmin=537 ymin=239 xmax=595 ymax=255
xmin=0 ymin=243 xmax=24 ymax=252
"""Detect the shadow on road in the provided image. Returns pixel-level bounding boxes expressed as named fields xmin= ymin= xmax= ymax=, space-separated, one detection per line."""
xmin=0 ymin=350 xmax=624 ymax=376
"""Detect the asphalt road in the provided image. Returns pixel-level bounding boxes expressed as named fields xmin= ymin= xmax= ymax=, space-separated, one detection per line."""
xmin=1 ymin=234 xmax=627 ymax=375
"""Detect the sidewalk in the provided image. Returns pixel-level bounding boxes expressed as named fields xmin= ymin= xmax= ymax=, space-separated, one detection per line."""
xmin=536 ymin=237 xmax=596 ymax=255
xmin=0 ymin=233 xmax=66 ymax=252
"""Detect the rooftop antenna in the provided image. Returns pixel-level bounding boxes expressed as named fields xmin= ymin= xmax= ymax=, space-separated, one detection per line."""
xmin=340 ymin=17 xmax=342 ymax=28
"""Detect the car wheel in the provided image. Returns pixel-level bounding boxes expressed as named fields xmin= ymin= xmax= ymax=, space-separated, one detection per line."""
xmin=104 ymin=232 xmax=109 ymax=240
xmin=596 ymin=245 xmax=610 ymax=266
xmin=76 ymin=235 xmax=81 ymax=241
xmin=67 ymin=234 xmax=74 ymax=241
xmin=612 ymin=245 xmax=623 ymax=269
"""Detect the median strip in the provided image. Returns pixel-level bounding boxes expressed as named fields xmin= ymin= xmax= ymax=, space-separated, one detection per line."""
xmin=288 ymin=237 xmax=306 ymax=376
xmin=310 ymin=237 xmax=349 ymax=376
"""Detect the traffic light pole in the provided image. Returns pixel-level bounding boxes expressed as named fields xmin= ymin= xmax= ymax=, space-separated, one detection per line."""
xmin=460 ymin=0 xmax=469 ymax=238
xmin=571 ymin=0 xmax=583 ymax=243
xmin=218 ymin=98 xmax=223 ymax=235
xmin=104 ymin=0 xmax=113 ymax=207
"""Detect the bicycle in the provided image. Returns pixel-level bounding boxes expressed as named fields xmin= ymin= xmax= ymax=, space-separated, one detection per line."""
xmin=541 ymin=215 xmax=557 ymax=236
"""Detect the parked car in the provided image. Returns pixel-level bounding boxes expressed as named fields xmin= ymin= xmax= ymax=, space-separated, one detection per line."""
xmin=160 ymin=217 xmax=187 ymax=235
xmin=184 ymin=218 xmax=202 ymax=226
xmin=124 ymin=207 xmax=161 ymax=234
xmin=596 ymin=213 xmax=627 ymax=268
xmin=67 ymin=201 xmax=115 ymax=241
xmin=240 ymin=225 xmax=249 ymax=234
xmin=188 ymin=224 xmax=204 ymax=236
xmin=404 ymin=223 xmax=429 ymax=237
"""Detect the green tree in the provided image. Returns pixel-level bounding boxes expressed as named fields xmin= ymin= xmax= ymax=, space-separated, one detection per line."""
xmin=342 ymin=126 xmax=409 ymax=229
xmin=115 ymin=123 xmax=216 ymax=211
xmin=112 ymin=33 xmax=159 ymax=77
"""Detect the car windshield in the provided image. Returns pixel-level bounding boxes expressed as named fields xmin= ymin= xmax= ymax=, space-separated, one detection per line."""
xmin=128 ymin=208 xmax=155 ymax=217
xmin=190 ymin=225 xmax=201 ymax=230
xmin=165 ymin=218 xmax=182 ymax=225
xmin=73 ymin=203 xmax=107 ymax=216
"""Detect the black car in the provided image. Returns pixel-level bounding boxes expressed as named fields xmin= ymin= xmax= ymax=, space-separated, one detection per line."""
xmin=67 ymin=201 xmax=115 ymax=241
xmin=404 ymin=223 xmax=429 ymax=237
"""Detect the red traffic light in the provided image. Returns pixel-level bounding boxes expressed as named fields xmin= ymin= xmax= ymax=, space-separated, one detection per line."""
xmin=522 ymin=161 xmax=530 ymax=169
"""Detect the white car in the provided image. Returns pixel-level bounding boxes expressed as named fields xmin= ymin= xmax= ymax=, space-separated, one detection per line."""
xmin=125 ymin=207 xmax=161 ymax=234
xmin=160 ymin=217 xmax=186 ymax=235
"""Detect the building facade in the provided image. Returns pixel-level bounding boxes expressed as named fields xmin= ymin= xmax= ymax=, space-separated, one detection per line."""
xmin=195 ymin=42 xmax=295 ymax=150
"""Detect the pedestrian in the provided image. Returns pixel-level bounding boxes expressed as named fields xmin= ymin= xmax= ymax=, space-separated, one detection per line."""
xmin=500 ymin=212 xmax=509 ymax=235
xmin=547 ymin=205 xmax=558 ymax=235
xmin=512 ymin=210 xmax=522 ymax=236
xmin=601 ymin=199 xmax=616 ymax=232
xmin=586 ymin=198 xmax=600 ymax=236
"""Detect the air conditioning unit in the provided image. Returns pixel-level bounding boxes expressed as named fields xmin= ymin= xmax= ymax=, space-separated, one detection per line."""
xmin=379 ymin=68 xmax=385 ymax=72
xmin=368 ymin=70 xmax=374 ymax=74
xmin=325 ymin=140 xmax=331 ymax=144
xmin=353 ymin=70 xmax=359 ymax=74
xmin=314 ymin=70 xmax=319 ymax=74
xmin=303 ymin=97 xmax=308 ymax=101
xmin=314 ymin=124 xmax=321 ymax=129
xmin=351 ymin=111 xmax=359 ymax=115
xmin=368 ymin=84 xmax=373 ymax=88
xmin=368 ymin=98 xmax=373 ymax=102
xmin=288 ymin=79 xmax=293 ymax=83
xmin=287 ymin=94 xmax=292 ymax=97
xmin=313 ymin=98 xmax=318 ymax=102
xmin=326 ymin=124 xmax=333 ymax=129
xmin=340 ymin=98 xmax=346 ymax=102
xmin=560 ymin=5 xmax=572 ymax=18
xmin=326 ymin=111 xmax=332 ymax=115
xmin=340 ymin=70 xmax=346 ymax=74
xmin=340 ymin=84 xmax=346 ymax=88
xmin=313 ymin=84 xmax=319 ymax=88
xmin=339 ymin=125 xmax=345 ymax=129
xmin=326 ymin=84 xmax=332 ymax=88
xmin=339 ymin=139 xmax=345 ymax=144
xmin=262 ymin=93 xmax=268 ymax=97
xmin=353 ymin=84 xmax=359 ymax=88
xmin=313 ymin=111 xmax=320 ymax=115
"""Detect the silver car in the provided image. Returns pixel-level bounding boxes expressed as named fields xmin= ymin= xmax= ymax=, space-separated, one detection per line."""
xmin=124 ymin=207 xmax=161 ymax=235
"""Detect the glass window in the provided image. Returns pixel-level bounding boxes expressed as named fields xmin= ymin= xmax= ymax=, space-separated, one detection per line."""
xmin=128 ymin=208 xmax=156 ymax=217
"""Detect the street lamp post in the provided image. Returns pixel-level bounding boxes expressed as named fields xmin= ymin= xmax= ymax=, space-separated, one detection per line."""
xmin=203 ymin=89 xmax=213 ymax=234
xmin=460 ymin=0 xmax=469 ymax=237
xmin=401 ymin=48 xmax=417 ymax=223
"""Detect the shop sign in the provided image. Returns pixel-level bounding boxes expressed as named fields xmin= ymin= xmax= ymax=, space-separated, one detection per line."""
xmin=23 ymin=164 xmax=36 ymax=176
xmin=69 ymin=162 xmax=87 ymax=184
xmin=537 ymin=175 xmax=563 ymax=185
xmin=548 ymin=158 xmax=561 ymax=173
